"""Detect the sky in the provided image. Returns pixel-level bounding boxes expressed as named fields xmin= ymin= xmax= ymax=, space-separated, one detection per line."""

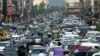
xmin=33 ymin=0 xmax=80 ymax=6
xmin=49 ymin=0 xmax=65 ymax=7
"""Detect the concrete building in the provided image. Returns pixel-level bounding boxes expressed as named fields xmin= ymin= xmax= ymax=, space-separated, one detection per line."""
xmin=65 ymin=0 xmax=80 ymax=14
xmin=0 ymin=0 xmax=12 ymax=10
xmin=33 ymin=0 xmax=49 ymax=9
xmin=65 ymin=0 xmax=95 ymax=15
xmin=94 ymin=0 xmax=100 ymax=12
xmin=33 ymin=0 xmax=43 ymax=5
xmin=0 ymin=0 xmax=3 ymax=10
xmin=44 ymin=0 xmax=49 ymax=9
xmin=7 ymin=0 xmax=12 ymax=6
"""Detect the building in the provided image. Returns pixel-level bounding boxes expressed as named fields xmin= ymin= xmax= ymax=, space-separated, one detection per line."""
xmin=65 ymin=0 xmax=80 ymax=14
xmin=0 ymin=0 xmax=2 ymax=10
xmin=44 ymin=0 xmax=49 ymax=9
xmin=33 ymin=0 xmax=43 ymax=5
xmin=0 ymin=0 xmax=12 ymax=11
xmin=33 ymin=0 xmax=48 ymax=9
xmin=94 ymin=0 xmax=100 ymax=13
xmin=94 ymin=0 xmax=100 ymax=19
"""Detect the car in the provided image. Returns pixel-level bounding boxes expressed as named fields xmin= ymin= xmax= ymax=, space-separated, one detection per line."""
xmin=0 ymin=53 xmax=4 ymax=56
xmin=62 ymin=19 xmax=73 ymax=26
xmin=48 ymin=39 xmax=62 ymax=49
xmin=0 ymin=41 xmax=10 ymax=55
xmin=80 ymin=42 xmax=100 ymax=48
xmin=85 ymin=31 xmax=100 ymax=37
xmin=92 ymin=51 xmax=100 ymax=56
xmin=11 ymin=33 xmax=25 ymax=42
xmin=29 ymin=45 xmax=47 ymax=56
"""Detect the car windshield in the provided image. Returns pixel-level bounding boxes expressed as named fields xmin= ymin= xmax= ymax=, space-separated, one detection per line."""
xmin=0 ymin=43 xmax=8 ymax=46
xmin=95 ymin=55 xmax=100 ymax=56
xmin=87 ymin=33 xmax=95 ymax=36
xmin=32 ymin=49 xmax=46 ymax=54
xmin=96 ymin=33 xmax=100 ymax=36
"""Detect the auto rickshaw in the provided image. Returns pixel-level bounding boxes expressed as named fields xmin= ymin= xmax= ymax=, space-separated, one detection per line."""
xmin=0 ymin=28 xmax=9 ymax=41
xmin=54 ymin=48 xmax=64 ymax=56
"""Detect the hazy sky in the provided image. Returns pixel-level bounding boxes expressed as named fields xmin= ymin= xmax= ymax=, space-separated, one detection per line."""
xmin=33 ymin=0 xmax=80 ymax=6
xmin=49 ymin=0 xmax=65 ymax=7
xmin=49 ymin=0 xmax=80 ymax=7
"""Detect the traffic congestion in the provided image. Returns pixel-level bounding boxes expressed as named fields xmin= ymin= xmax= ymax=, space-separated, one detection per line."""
xmin=0 ymin=11 xmax=100 ymax=56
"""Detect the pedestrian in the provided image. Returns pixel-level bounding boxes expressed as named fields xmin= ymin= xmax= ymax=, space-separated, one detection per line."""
xmin=26 ymin=43 xmax=30 ymax=53
xmin=47 ymin=32 xmax=52 ymax=38
xmin=65 ymin=53 xmax=69 ymax=56
xmin=64 ymin=51 xmax=69 ymax=56
xmin=0 ymin=53 xmax=4 ymax=56
xmin=58 ymin=41 xmax=62 ymax=46
xmin=17 ymin=45 xmax=27 ymax=56
xmin=39 ymin=50 xmax=46 ymax=56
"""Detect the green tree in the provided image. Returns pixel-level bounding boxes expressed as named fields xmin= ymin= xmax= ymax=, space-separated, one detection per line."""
xmin=38 ymin=1 xmax=45 ymax=14
xmin=32 ymin=5 xmax=38 ymax=16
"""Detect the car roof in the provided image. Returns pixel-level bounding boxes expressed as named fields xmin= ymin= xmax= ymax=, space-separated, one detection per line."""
xmin=31 ymin=45 xmax=46 ymax=49
xmin=87 ymin=31 xmax=100 ymax=33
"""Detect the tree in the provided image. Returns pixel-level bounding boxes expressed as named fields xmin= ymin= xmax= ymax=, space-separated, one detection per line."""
xmin=32 ymin=5 xmax=38 ymax=16
xmin=38 ymin=1 xmax=45 ymax=14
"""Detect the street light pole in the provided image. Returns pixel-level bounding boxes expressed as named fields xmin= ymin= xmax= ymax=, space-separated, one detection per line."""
xmin=3 ymin=0 xmax=7 ymax=23
xmin=21 ymin=0 xmax=25 ymax=18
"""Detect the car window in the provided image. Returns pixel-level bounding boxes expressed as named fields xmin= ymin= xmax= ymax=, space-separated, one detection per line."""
xmin=0 ymin=43 xmax=9 ymax=46
xmin=95 ymin=55 xmax=100 ymax=56
xmin=87 ymin=33 xmax=95 ymax=36
xmin=96 ymin=33 xmax=100 ymax=36
xmin=32 ymin=49 xmax=46 ymax=54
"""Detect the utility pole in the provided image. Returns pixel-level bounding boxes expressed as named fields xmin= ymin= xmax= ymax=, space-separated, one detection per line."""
xmin=21 ymin=0 xmax=25 ymax=18
xmin=3 ymin=0 xmax=7 ymax=23
xmin=91 ymin=0 xmax=94 ymax=14
xmin=80 ymin=0 xmax=85 ymax=20
xmin=80 ymin=0 xmax=84 ymax=15
xmin=65 ymin=0 xmax=69 ymax=16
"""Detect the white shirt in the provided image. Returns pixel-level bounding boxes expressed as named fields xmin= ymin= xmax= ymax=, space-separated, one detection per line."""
xmin=39 ymin=53 xmax=46 ymax=56
xmin=50 ymin=43 xmax=55 ymax=48
xmin=65 ymin=54 xmax=69 ymax=56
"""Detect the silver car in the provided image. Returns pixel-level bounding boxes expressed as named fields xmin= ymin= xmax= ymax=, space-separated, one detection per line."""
xmin=29 ymin=45 xmax=47 ymax=56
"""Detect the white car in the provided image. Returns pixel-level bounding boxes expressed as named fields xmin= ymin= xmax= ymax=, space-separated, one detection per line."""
xmin=86 ymin=31 xmax=100 ymax=37
xmin=11 ymin=34 xmax=24 ymax=42
xmin=63 ymin=19 xmax=73 ymax=25
xmin=0 ymin=41 xmax=10 ymax=54
xmin=60 ymin=32 xmax=79 ymax=38
xmin=80 ymin=42 xmax=100 ymax=48
xmin=92 ymin=51 xmax=100 ymax=56
xmin=29 ymin=45 xmax=47 ymax=56
xmin=48 ymin=39 xmax=62 ymax=49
